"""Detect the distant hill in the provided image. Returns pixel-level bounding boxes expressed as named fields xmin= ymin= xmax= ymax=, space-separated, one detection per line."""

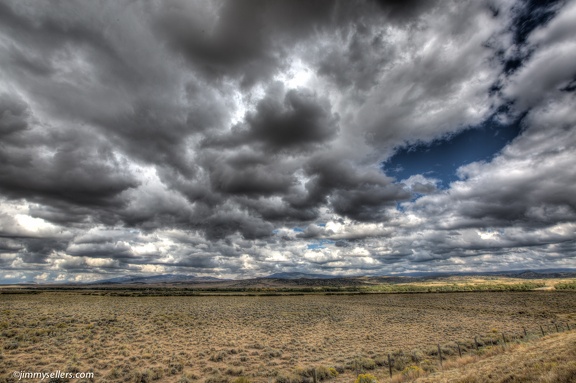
xmin=112 ymin=269 xmax=575 ymax=283
xmin=90 ymin=274 xmax=224 ymax=284
xmin=501 ymin=269 xmax=576 ymax=279
xmin=5 ymin=268 xmax=574 ymax=287
xmin=390 ymin=269 xmax=576 ymax=279
xmin=264 ymin=272 xmax=340 ymax=280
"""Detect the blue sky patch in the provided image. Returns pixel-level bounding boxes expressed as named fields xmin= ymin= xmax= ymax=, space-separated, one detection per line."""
xmin=383 ymin=0 xmax=566 ymax=189
xmin=383 ymin=112 xmax=525 ymax=187
xmin=307 ymin=239 xmax=334 ymax=250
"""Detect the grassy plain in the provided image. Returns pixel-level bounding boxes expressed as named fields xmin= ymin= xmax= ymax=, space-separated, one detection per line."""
xmin=1 ymin=288 xmax=576 ymax=383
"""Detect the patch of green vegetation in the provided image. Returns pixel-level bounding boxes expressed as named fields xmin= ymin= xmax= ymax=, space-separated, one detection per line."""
xmin=401 ymin=365 xmax=425 ymax=379
xmin=354 ymin=373 xmax=378 ymax=383
xmin=555 ymin=280 xmax=576 ymax=290
xmin=0 ymin=290 xmax=42 ymax=295
xmin=361 ymin=282 xmax=546 ymax=293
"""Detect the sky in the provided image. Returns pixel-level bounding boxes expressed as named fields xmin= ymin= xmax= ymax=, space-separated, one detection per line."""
xmin=1 ymin=0 xmax=575 ymax=283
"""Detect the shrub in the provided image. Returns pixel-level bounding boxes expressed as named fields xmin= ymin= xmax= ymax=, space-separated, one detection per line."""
xmin=134 ymin=368 xmax=163 ymax=383
xmin=359 ymin=358 xmax=376 ymax=370
xmin=169 ymin=361 xmax=184 ymax=374
xmin=226 ymin=367 xmax=244 ymax=377
xmin=179 ymin=372 xmax=199 ymax=383
xmin=355 ymin=374 xmax=378 ymax=383
xmin=419 ymin=359 xmax=437 ymax=373
xmin=315 ymin=366 xmax=339 ymax=380
xmin=373 ymin=356 xmax=387 ymax=367
xmin=327 ymin=367 xmax=339 ymax=378
xmin=205 ymin=374 xmax=230 ymax=383
xmin=265 ymin=347 xmax=282 ymax=358
xmin=348 ymin=357 xmax=377 ymax=371
xmin=401 ymin=365 xmax=424 ymax=380
xmin=106 ymin=367 xmax=123 ymax=379
xmin=275 ymin=373 xmax=303 ymax=383
xmin=333 ymin=365 xmax=345 ymax=374
xmin=4 ymin=341 xmax=18 ymax=350
xmin=556 ymin=280 xmax=576 ymax=290
xmin=293 ymin=366 xmax=314 ymax=378
xmin=410 ymin=350 xmax=424 ymax=363
xmin=209 ymin=351 xmax=227 ymax=362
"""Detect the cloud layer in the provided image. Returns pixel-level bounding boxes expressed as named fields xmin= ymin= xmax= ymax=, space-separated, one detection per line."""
xmin=1 ymin=0 xmax=575 ymax=282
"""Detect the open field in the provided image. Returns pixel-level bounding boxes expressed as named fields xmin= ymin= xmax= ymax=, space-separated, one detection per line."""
xmin=1 ymin=291 xmax=576 ymax=382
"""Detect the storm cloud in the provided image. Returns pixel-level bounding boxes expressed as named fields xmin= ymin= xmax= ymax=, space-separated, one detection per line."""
xmin=1 ymin=0 xmax=575 ymax=283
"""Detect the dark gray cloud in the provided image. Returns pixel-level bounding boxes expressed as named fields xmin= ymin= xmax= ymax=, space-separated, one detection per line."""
xmin=203 ymin=84 xmax=339 ymax=153
xmin=295 ymin=156 xmax=410 ymax=221
xmin=0 ymin=0 xmax=575 ymax=282
xmin=155 ymin=0 xmax=281 ymax=87
xmin=245 ymin=87 xmax=339 ymax=152
xmin=0 ymin=93 xmax=29 ymax=138
xmin=154 ymin=0 xmax=359 ymax=87
xmin=19 ymin=238 xmax=66 ymax=264
xmin=0 ymin=113 xmax=138 ymax=212
xmin=373 ymin=0 xmax=440 ymax=21
xmin=315 ymin=24 xmax=391 ymax=91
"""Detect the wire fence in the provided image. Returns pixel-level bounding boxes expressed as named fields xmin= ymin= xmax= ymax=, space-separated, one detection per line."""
xmin=306 ymin=321 xmax=575 ymax=383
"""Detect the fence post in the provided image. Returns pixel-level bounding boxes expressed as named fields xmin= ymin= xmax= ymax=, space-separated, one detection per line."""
xmin=474 ymin=336 xmax=479 ymax=351
xmin=388 ymin=353 xmax=393 ymax=378
xmin=437 ymin=344 xmax=443 ymax=370
xmin=313 ymin=368 xmax=317 ymax=383
xmin=502 ymin=333 xmax=507 ymax=348
xmin=540 ymin=325 xmax=545 ymax=336
xmin=555 ymin=323 xmax=559 ymax=333
xmin=567 ymin=323 xmax=571 ymax=331
xmin=456 ymin=342 xmax=462 ymax=358
xmin=523 ymin=327 xmax=527 ymax=337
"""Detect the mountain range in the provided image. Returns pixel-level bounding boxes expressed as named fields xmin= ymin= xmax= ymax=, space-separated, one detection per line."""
xmin=87 ymin=269 xmax=576 ymax=285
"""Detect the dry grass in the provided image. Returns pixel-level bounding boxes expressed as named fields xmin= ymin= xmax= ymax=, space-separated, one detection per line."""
xmin=414 ymin=331 xmax=576 ymax=383
xmin=0 ymin=291 xmax=575 ymax=382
